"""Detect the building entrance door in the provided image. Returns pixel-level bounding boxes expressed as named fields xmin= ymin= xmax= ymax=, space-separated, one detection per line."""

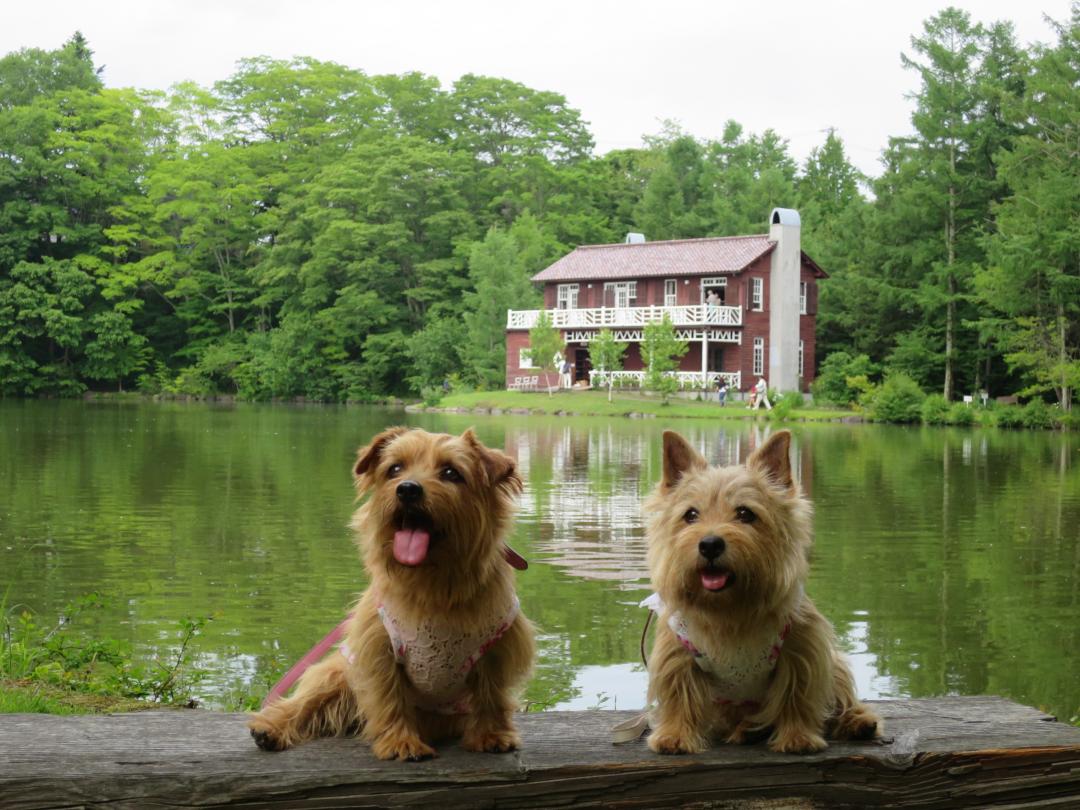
xmin=574 ymin=348 xmax=591 ymax=383
xmin=708 ymin=345 xmax=725 ymax=373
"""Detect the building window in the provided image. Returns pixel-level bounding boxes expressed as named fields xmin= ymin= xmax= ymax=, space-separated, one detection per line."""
xmin=664 ymin=279 xmax=677 ymax=307
xmin=557 ymin=284 xmax=579 ymax=310
xmin=519 ymin=348 xmax=534 ymax=369
xmin=753 ymin=337 xmax=765 ymax=376
xmin=799 ymin=340 xmax=804 ymax=377
xmin=800 ymin=282 xmax=808 ymax=314
xmin=751 ymin=278 xmax=763 ymax=310
xmin=700 ymin=277 xmax=728 ymax=306
xmin=604 ymin=281 xmax=637 ymax=308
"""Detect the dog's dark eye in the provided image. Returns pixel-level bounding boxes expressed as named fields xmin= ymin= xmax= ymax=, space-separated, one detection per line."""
xmin=735 ymin=506 xmax=757 ymax=524
xmin=440 ymin=465 xmax=463 ymax=483
xmin=683 ymin=508 xmax=699 ymax=524
xmin=387 ymin=463 xmax=403 ymax=478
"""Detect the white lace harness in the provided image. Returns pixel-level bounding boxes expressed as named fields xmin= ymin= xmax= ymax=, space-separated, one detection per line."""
xmin=641 ymin=593 xmax=790 ymax=709
xmin=343 ymin=593 xmax=520 ymax=715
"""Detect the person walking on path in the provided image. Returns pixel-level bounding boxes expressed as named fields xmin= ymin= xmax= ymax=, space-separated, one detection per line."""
xmin=752 ymin=377 xmax=772 ymax=410
xmin=715 ymin=377 xmax=728 ymax=406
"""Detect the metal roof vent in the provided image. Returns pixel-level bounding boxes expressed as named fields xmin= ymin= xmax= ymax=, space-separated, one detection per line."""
xmin=624 ymin=232 xmax=646 ymax=244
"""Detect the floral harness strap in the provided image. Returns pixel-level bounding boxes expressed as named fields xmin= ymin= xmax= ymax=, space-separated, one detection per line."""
xmin=342 ymin=593 xmax=520 ymax=715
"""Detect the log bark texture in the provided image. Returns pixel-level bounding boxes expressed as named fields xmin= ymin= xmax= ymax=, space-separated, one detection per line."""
xmin=1 ymin=697 xmax=1079 ymax=809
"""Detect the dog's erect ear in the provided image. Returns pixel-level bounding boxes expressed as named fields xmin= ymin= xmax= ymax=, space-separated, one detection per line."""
xmin=353 ymin=426 xmax=409 ymax=482
xmin=748 ymin=430 xmax=794 ymax=490
xmin=661 ymin=431 xmax=706 ymax=490
xmin=462 ymin=428 xmax=523 ymax=495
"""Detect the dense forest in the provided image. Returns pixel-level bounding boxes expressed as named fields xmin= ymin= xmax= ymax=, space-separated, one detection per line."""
xmin=0 ymin=6 xmax=1076 ymax=407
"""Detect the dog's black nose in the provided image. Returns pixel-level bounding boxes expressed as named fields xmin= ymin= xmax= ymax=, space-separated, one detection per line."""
xmin=698 ymin=535 xmax=726 ymax=560
xmin=396 ymin=480 xmax=423 ymax=503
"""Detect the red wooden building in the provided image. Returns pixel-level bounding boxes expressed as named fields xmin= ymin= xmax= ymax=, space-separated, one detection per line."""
xmin=505 ymin=208 xmax=826 ymax=393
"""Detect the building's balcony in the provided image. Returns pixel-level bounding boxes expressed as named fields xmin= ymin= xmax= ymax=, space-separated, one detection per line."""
xmin=506 ymin=304 xmax=743 ymax=331
xmin=590 ymin=370 xmax=742 ymax=391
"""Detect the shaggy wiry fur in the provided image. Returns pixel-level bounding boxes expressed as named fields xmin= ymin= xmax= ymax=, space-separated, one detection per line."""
xmin=644 ymin=429 xmax=881 ymax=755
xmin=248 ymin=426 xmax=535 ymax=760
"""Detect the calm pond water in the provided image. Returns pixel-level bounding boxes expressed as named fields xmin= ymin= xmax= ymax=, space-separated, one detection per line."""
xmin=1 ymin=401 xmax=1077 ymax=721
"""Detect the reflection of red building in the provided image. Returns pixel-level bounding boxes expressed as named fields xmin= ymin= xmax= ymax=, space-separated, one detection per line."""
xmin=505 ymin=209 xmax=827 ymax=394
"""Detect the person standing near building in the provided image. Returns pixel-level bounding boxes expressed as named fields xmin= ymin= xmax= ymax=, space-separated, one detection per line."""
xmin=561 ymin=357 xmax=573 ymax=389
xmin=753 ymin=376 xmax=771 ymax=410
xmin=715 ymin=376 xmax=728 ymax=406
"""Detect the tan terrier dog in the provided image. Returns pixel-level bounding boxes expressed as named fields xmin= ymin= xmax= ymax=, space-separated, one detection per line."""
xmin=248 ymin=426 xmax=535 ymax=760
xmin=644 ymin=429 xmax=880 ymax=755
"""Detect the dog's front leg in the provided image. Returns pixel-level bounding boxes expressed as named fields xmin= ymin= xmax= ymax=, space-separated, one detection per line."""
xmin=646 ymin=627 xmax=713 ymax=755
xmin=249 ymin=653 xmax=358 ymax=751
xmin=461 ymin=617 xmax=532 ymax=753
xmin=760 ymin=617 xmax=832 ymax=754
xmin=354 ymin=629 xmax=436 ymax=761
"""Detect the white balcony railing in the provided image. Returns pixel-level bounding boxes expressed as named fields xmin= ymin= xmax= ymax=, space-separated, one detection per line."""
xmin=506 ymin=304 xmax=742 ymax=330
xmin=589 ymin=370 xmax=742 ymax=391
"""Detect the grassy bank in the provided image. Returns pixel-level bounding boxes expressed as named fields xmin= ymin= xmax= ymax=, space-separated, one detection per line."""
xmin=0 ymin=595 xmax=232 ymax=715
xmin=425 ymin=390 xmax=855 ymax=422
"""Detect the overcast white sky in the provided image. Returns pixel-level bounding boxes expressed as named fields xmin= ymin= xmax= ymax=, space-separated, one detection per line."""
xmin=2 ymin=1 xmax=1072 ymax=177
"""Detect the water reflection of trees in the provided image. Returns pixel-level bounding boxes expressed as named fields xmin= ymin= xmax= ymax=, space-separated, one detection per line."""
xmin=3 ymin=407 xmax=1076 ymax=722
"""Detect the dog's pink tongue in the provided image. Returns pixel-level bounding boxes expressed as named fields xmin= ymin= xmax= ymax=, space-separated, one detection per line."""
xmin=393 ymin=528 xmax=430 ymax=566
xmin=701 ymin=571 xmax=730 ymax=591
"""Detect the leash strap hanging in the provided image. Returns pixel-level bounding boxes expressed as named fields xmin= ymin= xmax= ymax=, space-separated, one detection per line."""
xmin=611 ymin=607 xmax=658 ymax=744
xmin=262 ymin=613 xmax=354 ymax=709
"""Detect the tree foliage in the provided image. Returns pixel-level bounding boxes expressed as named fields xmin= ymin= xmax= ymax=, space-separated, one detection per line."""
xmin=587 ymin=328 xmax=627 ymax=401
xmin=642 ymin=316 xmax=688 ymax=402
xmin=0 ymin=13 xmax=1074 ymax=409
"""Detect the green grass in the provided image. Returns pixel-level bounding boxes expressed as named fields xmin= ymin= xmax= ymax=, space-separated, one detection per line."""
xmin=1 ymin=594 xmax=220 ymax=715
xmin=434 ymin=389 xmax=856 ymax=422
xmin=0 ymin=680 xmax=153 ymax=714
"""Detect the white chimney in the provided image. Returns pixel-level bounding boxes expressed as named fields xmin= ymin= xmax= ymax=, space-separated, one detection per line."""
xmin=624 ymin=232 xmax=646 ymax=244
xmin=768 ymin=208 xmax=801 ymax=392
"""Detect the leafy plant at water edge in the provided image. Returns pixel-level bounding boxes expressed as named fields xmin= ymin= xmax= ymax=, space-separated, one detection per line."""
xmin=1020 ymin=399 xmax=1055 ymax=430
xmin=866 ymin=373 xmax=926 ymax=424
xmin=921 ymin=394 xmax=950 ymax=425
xmin=1 ymin=594 xmax=216 ymax=706
xmin=994 ymin=405 xmax=1025 ymax=429
xmin=947 ymin=402 xmax=976 ymax=426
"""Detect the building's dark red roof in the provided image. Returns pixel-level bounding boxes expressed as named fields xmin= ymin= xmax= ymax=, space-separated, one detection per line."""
xmin=531 ymin=234 xmax=829 ymax=282
xmin=532 ymin=235 xmax=774 ymax=282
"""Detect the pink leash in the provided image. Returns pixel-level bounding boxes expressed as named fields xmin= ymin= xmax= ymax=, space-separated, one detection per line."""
xmin=262 ymin=614 xmax=353 ymax=708
xmin=261 ymin=544 xmax=528 ymax=709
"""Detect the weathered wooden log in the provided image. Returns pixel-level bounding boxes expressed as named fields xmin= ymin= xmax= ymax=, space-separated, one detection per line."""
xmin=1 ymin=697 xmax=1078 ymax=809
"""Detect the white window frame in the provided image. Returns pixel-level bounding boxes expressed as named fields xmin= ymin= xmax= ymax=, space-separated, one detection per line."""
xmin=751 ymin=278 xmax=763 ymax=311
xmin=519 ymin=348 xmax=534 ymax=369
xmin=556 ymin=283 xmax=579 ymax=310
xmin=753 ymin=337 xmax=765 ymax=376
xmin=700 ymin=277 xmax=728 ymax=305
xmin=799 ymin=340 xmax=805 ymax=377
xmin=664 ymin=279 xmax=677 ymax=307
xmin=799 ymin=282 xmax=808 ymax=315
xmin=604 ymin=281 xmax=637 ymax=308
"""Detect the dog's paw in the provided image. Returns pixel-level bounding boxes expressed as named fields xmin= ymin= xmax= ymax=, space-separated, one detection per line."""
xmin=831 ymin=707 xmax=882 ymax=741
xmin=769 ymin=728 xmax=827 ymax=754
xmin=462 ymin=728 xmax=521 ymax=753
xmin=647 ymin=730 xmax=705 ymax=755
xmin=248 ymin=715 xmax=290 ymax=752
xmin=371 ymin=733 xmax=438 ymax=762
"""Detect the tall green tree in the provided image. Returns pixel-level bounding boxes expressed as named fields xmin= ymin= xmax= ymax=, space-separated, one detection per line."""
xmin=587 ymin=328 xmax=627 ymax=401
xmin=976 ymin=7 xmax=1080 ymax=410
xmin=524 ymin=311 xmax=563 ymax=395
xmin=461 ymin=227 xmax=541 ymax=389
xmin=642 ymin=315 xmax=688 ymax=402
